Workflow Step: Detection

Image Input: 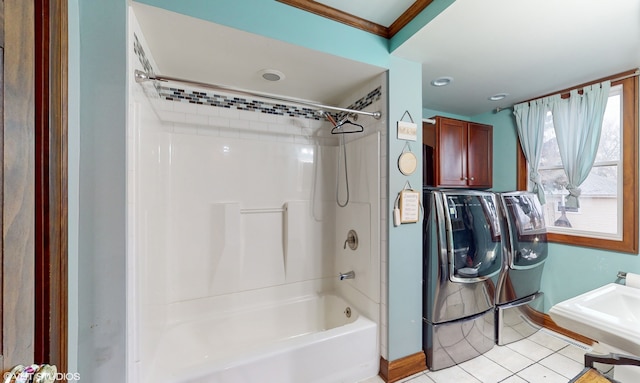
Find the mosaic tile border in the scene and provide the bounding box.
[134,33,381,121]
[134,34,155,78]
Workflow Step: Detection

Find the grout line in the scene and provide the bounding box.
[407,331,591,383]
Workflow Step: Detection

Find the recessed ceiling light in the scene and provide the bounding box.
[489,93,509,101]
[431,76,453,87]
[259,69,285,82]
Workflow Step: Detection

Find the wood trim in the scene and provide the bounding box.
[34,0,51,364]
[276,0,387,37]
[516,136,527,190]
[276,0,433,38]
[379,352,427,383]
[3,0,36,370]
[0,2,4,369]
[0,1,4,45]
[521,69,638,104]
[515,73,639,253]
[570,367,609,383]
[542,313,596,347]
[34,0,68,375]
[387,0,434,37]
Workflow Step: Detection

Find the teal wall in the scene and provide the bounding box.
[389,0,456,52]
[76,0,128,381]
[423,107,469,122]
[387,57,424,360]
[68,0,80,376]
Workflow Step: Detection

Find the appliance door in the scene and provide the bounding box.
[423,190,499,324]
[500,192,548,269]
[442,191,503,283]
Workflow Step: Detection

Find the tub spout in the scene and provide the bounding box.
[339,271,355,280]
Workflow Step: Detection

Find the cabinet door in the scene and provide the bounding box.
[467,123,493,188]
[437,117,468,187]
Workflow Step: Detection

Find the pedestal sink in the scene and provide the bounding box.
[550,283,640,356]
[550,283,640,381]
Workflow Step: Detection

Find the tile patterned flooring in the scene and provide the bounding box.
[361,329,593,383]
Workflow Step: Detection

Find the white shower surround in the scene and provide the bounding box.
[128,8,388,382]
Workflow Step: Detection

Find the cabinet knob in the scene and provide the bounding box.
[470,177,475,181]
[461,177,468,181]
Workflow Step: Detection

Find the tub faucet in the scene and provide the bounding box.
[339,271,355,280]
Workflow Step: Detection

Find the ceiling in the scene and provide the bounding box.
[394,0,640,115]
[133,1,640,117]
[132,2,387,107]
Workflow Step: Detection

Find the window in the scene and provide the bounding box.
[517,72,638,253]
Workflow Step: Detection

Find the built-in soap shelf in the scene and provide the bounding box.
[209,201,332,295]
[240,206,286,214]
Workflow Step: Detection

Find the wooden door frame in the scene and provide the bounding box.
[3,0,36,371]
[34,0,67,374]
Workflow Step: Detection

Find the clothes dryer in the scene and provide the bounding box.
[495,191,548,345]
[423,189,503,370]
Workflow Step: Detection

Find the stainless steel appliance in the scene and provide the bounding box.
[495,191,548,345]
[422,189,503,370]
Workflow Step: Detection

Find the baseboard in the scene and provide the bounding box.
[542,313,595,346]
[379,352,426,383]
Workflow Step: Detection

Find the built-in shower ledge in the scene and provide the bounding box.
[165,278,334,325]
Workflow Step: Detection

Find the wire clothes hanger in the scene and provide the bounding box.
[331,118,364,134]
[324,112,364,134]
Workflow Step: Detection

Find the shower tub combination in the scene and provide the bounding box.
[130,27,383,382]
[144,292,378,383]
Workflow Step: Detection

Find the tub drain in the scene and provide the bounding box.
[344,307,352,318]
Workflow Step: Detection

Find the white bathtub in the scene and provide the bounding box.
[145,294,379,383]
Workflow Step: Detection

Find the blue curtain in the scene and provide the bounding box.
[513,98,549,204]
[549,81,611,208]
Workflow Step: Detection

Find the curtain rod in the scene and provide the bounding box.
[134,70,382,120]
[494,69,640,113]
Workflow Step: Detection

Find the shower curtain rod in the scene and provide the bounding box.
[494,69,640,113]
[134,70,382,120]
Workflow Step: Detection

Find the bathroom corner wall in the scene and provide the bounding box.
[77,1,128,382]
[333,74,387,346]
[128,12,169,380]
[386,57,424,361]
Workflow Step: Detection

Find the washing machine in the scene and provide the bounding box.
[495,191,548,345]
[423,189,503,370]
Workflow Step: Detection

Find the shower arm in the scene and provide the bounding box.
[134,70,382,120]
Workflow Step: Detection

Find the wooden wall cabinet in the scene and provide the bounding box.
[423,116,493,188]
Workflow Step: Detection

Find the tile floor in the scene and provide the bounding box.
[360,329,593,383]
